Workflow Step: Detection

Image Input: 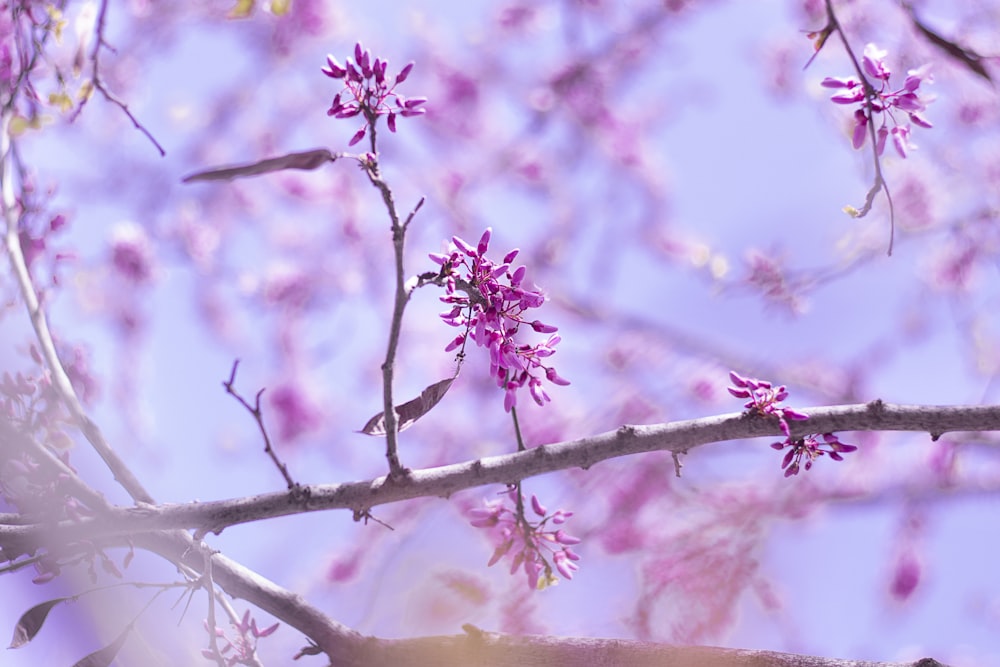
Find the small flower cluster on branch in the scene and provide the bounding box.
[728,371,857,476]
[821,43,933,158]
[770,432,857,477]
[469,487,580,590]
[202,610,278,666]
[431,228,569,411]
[322,42,426,146]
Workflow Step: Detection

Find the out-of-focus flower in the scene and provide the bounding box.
[889,550,921,601]
[202,609,279,667]
[109,222,154,285]
[269,382,322,442]
[469,488,580,590]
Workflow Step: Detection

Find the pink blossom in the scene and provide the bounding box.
[433,228,568,411]
[203,609,280,666]
[109,223,154,285]
[323,43,425,146]
[269,382,322,442]
[470,489,581,590]
[889,551,921,601]
[862,43,891,79]
[851,109,868,149]
[821,44,932,158]
[729,371,856,476]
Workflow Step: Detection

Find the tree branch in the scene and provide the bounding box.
[0,111,155,506]
[6,401,1000,548]
[347,634,951,667]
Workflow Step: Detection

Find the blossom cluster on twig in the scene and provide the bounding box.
[202,610,278,666]
[728,371,857,476]
[322,42,426,146]
[822,43,933,159]
[469,487,581,590]
[430,228,569,411]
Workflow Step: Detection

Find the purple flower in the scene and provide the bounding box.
[470,490,581,590]
[770,432,858,477]
[433,228,568,411]
[729,371,857,475]
[109,223,154,285]
[202,609,279,666]
[821,44,933,159]
[862,43,891,80]
[323,43,426,147]
[891,125,912,159]
[851,109,868,149]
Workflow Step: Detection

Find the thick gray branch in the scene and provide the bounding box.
[3,401,998,551]
[0,405,969,666]
[301,628,952,667]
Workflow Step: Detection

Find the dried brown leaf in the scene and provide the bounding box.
[9,598,70,649]
[70,626,130,667]
[182,148,336,183]
[360,377,456,436]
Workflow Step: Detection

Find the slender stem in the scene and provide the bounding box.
[1,110,154,504]
[202,547,228,667]
[71,0,165,155]
[223,360,298,490]
[360,110,423,479]
[510,404,527,453]
[824,0,896,254]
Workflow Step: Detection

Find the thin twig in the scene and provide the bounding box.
[71,0,165,155]
[223,360,298,490]
[1,109,155,505]
[823,0,896,254]
[201,544,227,667]
[359,116,425,480]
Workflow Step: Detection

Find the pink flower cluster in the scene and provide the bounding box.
[322,42,426,146]
[469,489,580,590]
[821,43,933,158]
[202,610,278,666]
[770,432,858,477]
[728,371,809,436]
[728,371,857,477]
[431,228,569,411]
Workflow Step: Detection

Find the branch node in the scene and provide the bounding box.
[353,508,394,531]
[671,451,684,477]
[289,483,312,506]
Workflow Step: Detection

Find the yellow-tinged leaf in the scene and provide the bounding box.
[843,205,860,218]
[46,5,67,41]
[48,92,74,113]
[78,80,94,102]
[7,115,48,136]
[270,0,292,16]
[8,116,30,136]
[228,0,255,18]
